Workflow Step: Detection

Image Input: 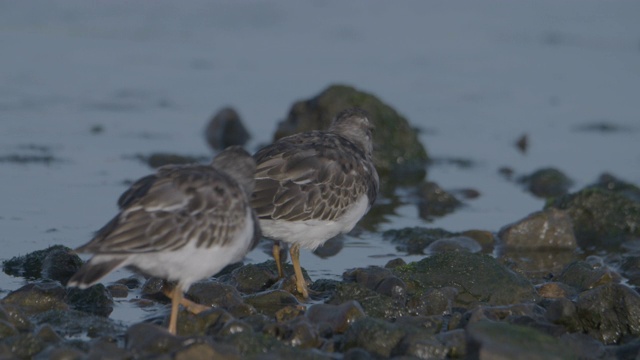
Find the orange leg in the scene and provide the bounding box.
[168,285,182,335]
[289,243,309,299]
[162,285,210,316]
[273,241,284,278]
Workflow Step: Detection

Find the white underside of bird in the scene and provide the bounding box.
[70,207,255,290]
[258,195,369,251]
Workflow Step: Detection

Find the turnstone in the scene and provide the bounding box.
[68,146,260,334]
[252,108,379,298]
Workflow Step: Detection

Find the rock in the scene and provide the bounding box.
[1,282,68,315]
[306,301,366,333]
[466,320,578,360]
[621,255,640,287]
[222,331,285,358]
[218,261,281,294]
[436,329,467,358]
[498,208,577,250]
[0,304,33,332]
[547,187,640,247]
[173,341,241,360]
[205,107,251,150]
[0,320,18,339]
[417,181,462,220]
[394,315,445,335]
[186,280,251,316]
[125,322,184,356]
[31,309,125,339]
[243,290,301,317]
[574,283,640,344]
[465,303,550,332]
[0,333,49,359]
[340,266,410,310]
[273,84,429,183]
[426,236,482,254]
[394,331,448,359]
[2,245,82,282]
[176,307,234,337]
[66,284,114,317]
[556,261,618,292]
[499,249,579,283]
[518,167,573,198]
[327,282,404,319]
[263,317,321,349]
[343,317,406,358]
[106,283,129,298]
[405,287,457,316]
[393,252,539,307]
[382,227,456,255]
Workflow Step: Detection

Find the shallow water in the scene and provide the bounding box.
[1,1,639,324]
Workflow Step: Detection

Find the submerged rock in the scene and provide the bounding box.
[273,84,429,183]
[498,208,577,250]
[417,181,463,220]
[2,245,82,283]
[205,107,251,150]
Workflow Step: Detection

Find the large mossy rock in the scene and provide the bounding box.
[274,84,429,183]
[393,252,538,307]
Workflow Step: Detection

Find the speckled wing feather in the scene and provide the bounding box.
[77,164,251,254]
[252,131,378,222]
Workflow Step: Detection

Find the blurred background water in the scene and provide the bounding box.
[1,1,639,322]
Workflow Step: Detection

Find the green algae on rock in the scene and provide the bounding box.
[393,252,539,307]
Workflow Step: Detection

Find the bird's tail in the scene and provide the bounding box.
[67,257,126,289]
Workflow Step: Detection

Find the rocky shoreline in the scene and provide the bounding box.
[2,86,639,359]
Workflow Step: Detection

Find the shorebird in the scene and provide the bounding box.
[68,146,260,334]
[252,108,379,298]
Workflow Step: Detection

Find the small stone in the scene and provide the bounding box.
[106,284,129,298]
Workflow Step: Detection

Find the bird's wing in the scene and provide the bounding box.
[77,165,250,254]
